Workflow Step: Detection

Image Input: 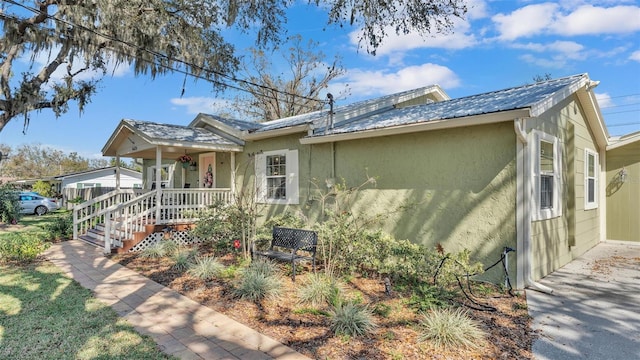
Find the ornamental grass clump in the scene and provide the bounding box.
[171,247,197,271]
[298,273,344,308]
[139,239,177,258]
[330,301,377,337]
[419,307,486,350]
[187,256,225,280]
[233,259,282,302]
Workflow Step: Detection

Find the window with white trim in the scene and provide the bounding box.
[584,149,598,210]
[532,131,563,220]
[255,149,299,204]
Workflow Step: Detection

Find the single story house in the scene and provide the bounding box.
[101,73,635,290]
[54,167,142,190]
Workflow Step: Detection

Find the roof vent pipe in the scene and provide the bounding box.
[325,93,335,134]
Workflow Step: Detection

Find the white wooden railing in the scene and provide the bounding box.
[72,189,145,240]
[73,188,233,253]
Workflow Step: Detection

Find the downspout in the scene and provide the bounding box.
[514,118,554,294]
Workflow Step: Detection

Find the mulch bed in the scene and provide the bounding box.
[111,246,534,359]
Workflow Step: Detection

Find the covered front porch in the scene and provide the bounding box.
[73,118,246,253]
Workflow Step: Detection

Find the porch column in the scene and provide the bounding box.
[155,146,162,221]
[230,152,236,195]
[115,154,121,190]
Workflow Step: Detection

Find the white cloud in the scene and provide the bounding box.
[630,50,640,62]
[170,97,233,115]
[493,3,559,41]
[551,5,640,35]
[333,63,460,97]
[348,8,479,60]
[513,40,586,59]
[595,92,614,109]
[493,3,640,41]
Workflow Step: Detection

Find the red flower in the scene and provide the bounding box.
[233,239,241,249]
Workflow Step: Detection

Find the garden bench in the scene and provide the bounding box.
[251,226,318,281]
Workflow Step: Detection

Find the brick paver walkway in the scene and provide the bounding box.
[44,240,310,360]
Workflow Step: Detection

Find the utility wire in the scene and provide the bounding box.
[1,0,326,108]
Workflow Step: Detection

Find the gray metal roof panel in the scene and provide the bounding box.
[125,119,238,145]
[254,85,444,133]
[321,74,586,135]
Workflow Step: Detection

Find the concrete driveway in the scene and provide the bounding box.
[527,242,640,360]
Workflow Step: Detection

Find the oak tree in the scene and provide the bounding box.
[0,0,467,131]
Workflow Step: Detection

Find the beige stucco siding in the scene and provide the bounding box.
[606,141,640,242]
[240,122,518,282]
[528,96,600,279]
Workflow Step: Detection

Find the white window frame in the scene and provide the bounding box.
[255,149,299,205]
[531,130,563,221]
[584,148,598,210]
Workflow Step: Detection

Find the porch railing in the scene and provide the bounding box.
[73,188,233,253]
[72,188,145,241]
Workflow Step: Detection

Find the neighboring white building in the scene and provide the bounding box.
[55,167,142,190]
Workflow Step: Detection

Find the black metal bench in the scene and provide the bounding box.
[251,226,318,281]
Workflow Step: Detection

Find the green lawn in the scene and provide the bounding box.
[0,261,174,360]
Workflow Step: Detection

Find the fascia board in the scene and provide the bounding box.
[607,132,640,151]
[300,109,531,145]
[576,87,610,150]
[190,113,247,140]
[244,124,310,140]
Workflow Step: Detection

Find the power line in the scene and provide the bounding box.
[1,0,326,109]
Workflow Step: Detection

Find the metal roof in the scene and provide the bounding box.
[317,74,587,136]
[125,119,239,146]
[211,85,448,134]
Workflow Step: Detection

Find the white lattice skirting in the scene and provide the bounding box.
[130,231,204,252]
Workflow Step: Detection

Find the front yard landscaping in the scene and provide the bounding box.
[111,240,534,359]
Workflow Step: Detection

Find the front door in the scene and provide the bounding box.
[199,153,216,188]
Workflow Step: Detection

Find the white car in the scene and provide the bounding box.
[18,193,61,215]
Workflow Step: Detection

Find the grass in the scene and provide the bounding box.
[419,307,486,350]
[0,210,69,236]
[0,261,174,360]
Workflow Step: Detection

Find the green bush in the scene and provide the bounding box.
[0,186,21,224]
[0,232,50,263]
[32,181,53,198]
[187,256,225,280]
[419,307,486,350]
[190,201,244,255]
[330,301,377,337]
[43,212,73,240]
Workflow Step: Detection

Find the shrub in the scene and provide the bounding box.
[0,186,20,224]
[190,201,244,255]
[43,212,73,240]
[0,232,50,263]
[330,301,377,337]
[418,307,486,350]
[233,260,282,302]
[187,256,225,280]
[407,284,454,312]
[298,273,344,308]
[32,181,53,198]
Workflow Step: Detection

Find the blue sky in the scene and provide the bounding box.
[1,0,639,160]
